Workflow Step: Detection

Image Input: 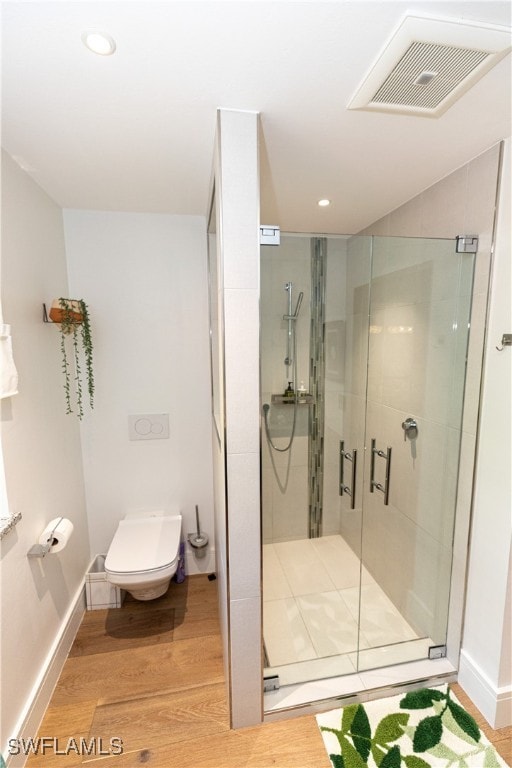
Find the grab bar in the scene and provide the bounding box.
[370,438,392,506]
[339,441,357,510]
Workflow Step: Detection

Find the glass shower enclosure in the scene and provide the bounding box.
[261,233,475,691]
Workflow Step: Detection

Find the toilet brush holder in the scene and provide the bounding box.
[188,504,208,559]
[188,531,209,558]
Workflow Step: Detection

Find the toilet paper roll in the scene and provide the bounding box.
[39,517,74,553]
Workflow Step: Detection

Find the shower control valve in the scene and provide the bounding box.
[402,417,418,441]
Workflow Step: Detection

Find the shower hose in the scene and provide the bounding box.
[262,328,299,453]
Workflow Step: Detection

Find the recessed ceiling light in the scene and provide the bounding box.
[81,31,117,56]
[318,199,331,207]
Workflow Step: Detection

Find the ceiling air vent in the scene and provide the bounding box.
[348,15,511,118]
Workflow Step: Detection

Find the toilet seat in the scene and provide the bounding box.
[105,560,178,579]
[105,515,181,576]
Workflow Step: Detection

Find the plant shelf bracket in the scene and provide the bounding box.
[43,302,82,325]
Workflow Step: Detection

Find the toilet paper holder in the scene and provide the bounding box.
[27,517,64,558]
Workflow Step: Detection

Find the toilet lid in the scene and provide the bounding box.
[105,515,182,574]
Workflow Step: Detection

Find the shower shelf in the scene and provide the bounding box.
[271,394,314,405]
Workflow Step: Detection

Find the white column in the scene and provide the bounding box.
[215,108,262,727]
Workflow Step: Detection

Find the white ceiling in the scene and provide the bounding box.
[1,1,511,234]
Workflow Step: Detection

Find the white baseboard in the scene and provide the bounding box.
[4,584,86,768]
[458,649,512,729]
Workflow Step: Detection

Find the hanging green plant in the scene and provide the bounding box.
[50,298,94,419]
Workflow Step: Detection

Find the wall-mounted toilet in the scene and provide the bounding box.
[105,511,182,601]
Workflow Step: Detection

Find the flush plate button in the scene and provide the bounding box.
[128,414,169,441]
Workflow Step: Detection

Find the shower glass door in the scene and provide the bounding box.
[261,233,475,688]
[352,235,475,672]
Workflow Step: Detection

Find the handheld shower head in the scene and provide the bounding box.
[283,290,304,321]
[262,403,270,415]
[294,291,304,318]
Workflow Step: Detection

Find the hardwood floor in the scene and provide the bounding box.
[450,683,511,766]
[26,576,509,767]
[27,576,330,768]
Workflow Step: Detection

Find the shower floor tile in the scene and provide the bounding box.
[341,583,419,647]
[263,545,293,600]
[296,591,362,657]
[310,535,376,590]
[263,535,424,678]
[271,539,338,596]
[263,598,317,666]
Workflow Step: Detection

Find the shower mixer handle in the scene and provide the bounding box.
[402,417,418,440]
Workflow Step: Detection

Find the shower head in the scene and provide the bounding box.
[262,403,270,415]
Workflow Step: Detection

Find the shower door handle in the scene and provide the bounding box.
[370,439,392,506]
[339,441,357,510]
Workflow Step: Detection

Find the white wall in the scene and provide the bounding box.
[459,137,512,728]
[0,151,90,757]
[1,167,218,760]
[63,210,214,574]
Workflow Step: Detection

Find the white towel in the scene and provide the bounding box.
[0,323,19,398]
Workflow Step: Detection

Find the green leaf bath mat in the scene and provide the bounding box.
[316,685,509,768]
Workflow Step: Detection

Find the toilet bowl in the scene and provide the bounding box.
[105,511,182,601]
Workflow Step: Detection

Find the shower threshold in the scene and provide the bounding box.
[263,656,456,718]
[264,635,434,689]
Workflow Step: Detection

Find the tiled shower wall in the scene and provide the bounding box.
[262,235,351,544]
[308,238,327,537]
[321,237,352,537]
[261,236,312,543]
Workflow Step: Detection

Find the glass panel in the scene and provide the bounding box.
[261,234,317,687]
[261,232,475,693]
[261,234,373,688]
[356,236,475,671]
